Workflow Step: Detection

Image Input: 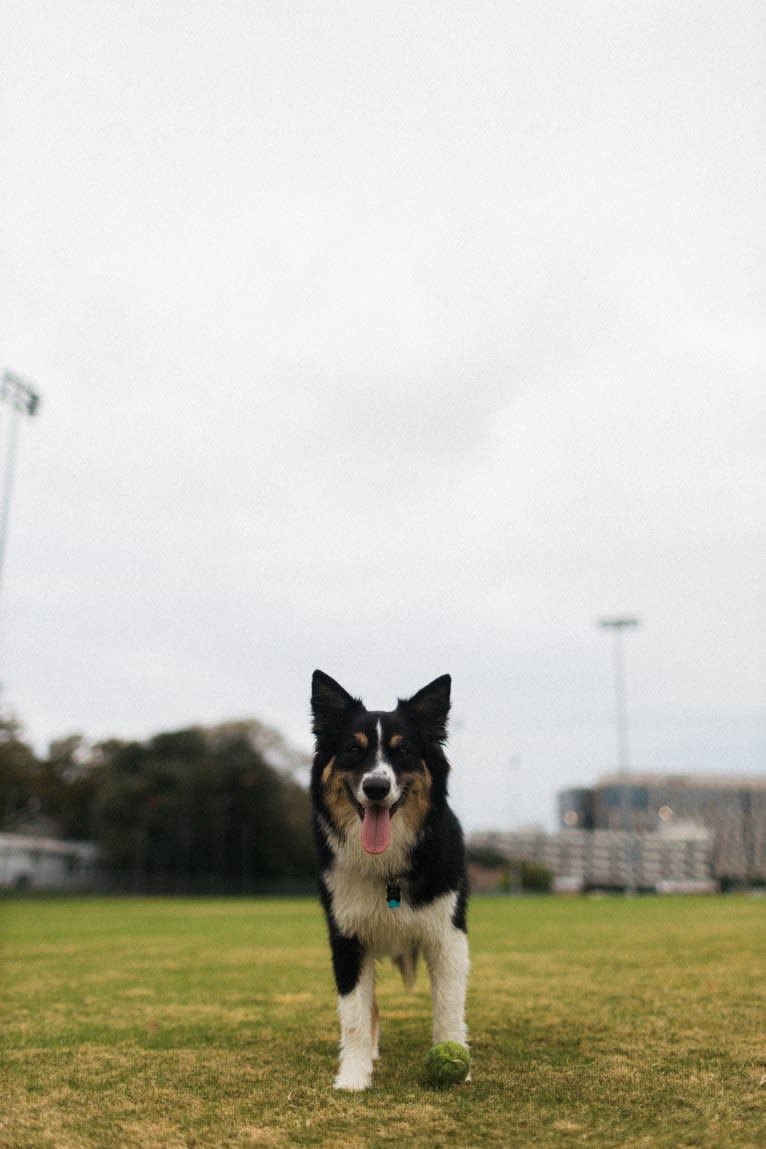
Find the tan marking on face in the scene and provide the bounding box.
[389,734,403,749]
[321,757,359,834]
[321,757,336,786]
[354,732,369,749]
[398,763,433,836]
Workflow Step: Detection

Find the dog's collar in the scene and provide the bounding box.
[386,881,402,909]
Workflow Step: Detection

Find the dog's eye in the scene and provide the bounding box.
[344,742,363,755]
[395,742,412,756]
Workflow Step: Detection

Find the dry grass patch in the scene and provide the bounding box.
[1,896,765,1148]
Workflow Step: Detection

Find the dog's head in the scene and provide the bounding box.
[310,670,451,856]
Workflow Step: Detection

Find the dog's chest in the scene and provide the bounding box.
[325,862,457,955]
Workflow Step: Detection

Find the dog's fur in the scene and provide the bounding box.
[310,669,469,1091]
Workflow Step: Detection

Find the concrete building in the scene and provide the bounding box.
[560,773,766,883]
[470,773,766,892]
[473,821,716,893]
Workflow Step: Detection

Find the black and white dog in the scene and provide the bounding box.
[310,670,469,1090]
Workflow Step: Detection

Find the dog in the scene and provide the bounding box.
[310,669,469,1091]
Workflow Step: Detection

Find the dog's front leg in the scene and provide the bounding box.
[331,935,377,1091]
[425,926,470,1048]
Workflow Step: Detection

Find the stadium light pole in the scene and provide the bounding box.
[598,615,640,896]
[598,616,640,774]
[0,370,42,617]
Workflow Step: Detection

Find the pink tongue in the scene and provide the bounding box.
[361,806,392,855]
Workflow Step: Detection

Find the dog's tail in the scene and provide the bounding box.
[392,946,419,991]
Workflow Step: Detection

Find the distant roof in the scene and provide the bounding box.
[595,772,766,790]
[0,833,96,857]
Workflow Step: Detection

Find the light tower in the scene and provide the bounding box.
[598,615,640,895]
[597,616,640,774]
[0,370,42,613]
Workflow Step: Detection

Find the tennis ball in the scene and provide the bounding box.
[424,1041,471,1086]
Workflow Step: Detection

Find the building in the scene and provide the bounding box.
[472,822,716,893]
[558,787,594,829]
[470,772,766,893]
[560,773,766,884]
[0,833,98,890]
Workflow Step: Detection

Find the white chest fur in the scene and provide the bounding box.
[325,859,459,957]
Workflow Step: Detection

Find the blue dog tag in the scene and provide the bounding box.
[386,882,401,909]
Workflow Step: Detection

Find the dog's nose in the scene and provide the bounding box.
[362,776,391,802]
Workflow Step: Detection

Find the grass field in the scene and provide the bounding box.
[1,895,764,1149]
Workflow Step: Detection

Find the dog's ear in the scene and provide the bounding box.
[311,670,357,740]
[401,674,451,745]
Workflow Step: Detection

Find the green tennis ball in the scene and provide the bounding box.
[424,1041,471,1086]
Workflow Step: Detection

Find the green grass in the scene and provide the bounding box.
[1,895,764,1148]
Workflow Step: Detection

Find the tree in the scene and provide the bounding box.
[0,709,315,888]
[93,722,314,889]
[0,715,40,825]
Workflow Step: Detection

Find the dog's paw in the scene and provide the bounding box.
[334,1059,373,1091]
[333,1072,372,1091]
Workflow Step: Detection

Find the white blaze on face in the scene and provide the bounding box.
[354,720,402,856]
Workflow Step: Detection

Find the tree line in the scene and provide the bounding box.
[0,714,315,892]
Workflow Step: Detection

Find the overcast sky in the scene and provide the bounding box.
[1,1,764,832]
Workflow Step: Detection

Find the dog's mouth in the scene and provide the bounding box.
[346,784,406,856]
